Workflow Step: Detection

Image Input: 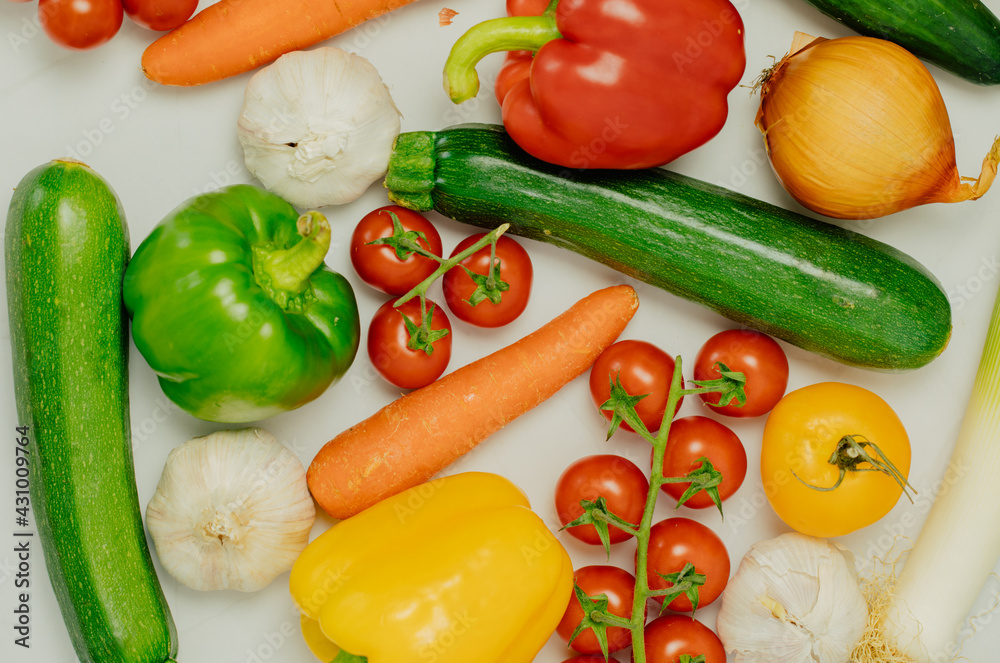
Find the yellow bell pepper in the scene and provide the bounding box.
[290,471,574,663]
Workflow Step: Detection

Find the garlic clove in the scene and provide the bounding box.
[146,427,316,593]
[717,532,868,663]
[237,47,402,209]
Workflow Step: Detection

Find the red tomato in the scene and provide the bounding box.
[589,340,682,434]
[122,0,197,31]
[556,565,637,655]
[350,206,443,296]
[39,0,122,50]
[442,234,533,328]
[643,615,727,663]
[657,416,747,509]
[561,658,617,663]
[641,518,730,613]
[693,329,789,418]
[367,298,452,389]
[555,455,649,546]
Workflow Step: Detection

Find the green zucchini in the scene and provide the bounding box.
[5,160,177,663]
[798,0,1000,85]
[385,124,951,371]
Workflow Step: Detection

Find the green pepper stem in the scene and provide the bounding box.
[331,650,367,663]
[443,15,562,103]
[256,211,331,297]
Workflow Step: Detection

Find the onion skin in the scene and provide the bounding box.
[756,33,1000,220]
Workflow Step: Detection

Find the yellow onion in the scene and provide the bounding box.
[755,32,1000,220]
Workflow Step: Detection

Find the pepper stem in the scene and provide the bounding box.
[331,650,367,663]
[254,211,330,309]
[443,15,562,103]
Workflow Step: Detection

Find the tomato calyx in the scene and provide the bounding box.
[659,457,725,517]
[401,300,451,355]
[459,255,509,306]
[366,210,438,262]
[599,375,652,438]
[649,562,706,617]
[688,361,747,409]
[562,496,640,558]
[679,656,707,663]
[566,584,634,660]
[794,434,917,503]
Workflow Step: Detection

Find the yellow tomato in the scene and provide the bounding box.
[760,382,912,538]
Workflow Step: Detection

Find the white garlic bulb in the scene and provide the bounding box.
[146,428,316,592]
[237,47,402,208]
[717,532,868,663]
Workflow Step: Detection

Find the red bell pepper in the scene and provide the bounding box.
[444,0,747,170]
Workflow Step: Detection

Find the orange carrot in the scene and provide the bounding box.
[307,285,639,519]
[141,0,421,86]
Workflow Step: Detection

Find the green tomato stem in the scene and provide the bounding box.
[590,610,634,630]
[628,357,730,663]
[394,224,509,308]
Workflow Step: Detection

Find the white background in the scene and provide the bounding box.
[2,0,1000,661]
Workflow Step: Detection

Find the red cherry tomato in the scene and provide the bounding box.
[641,518,730,613]
[657,416,747,509]
[555,455,649,546]
[442,234,533,328]
[122,0,198,31]
[693,329,789,417]
[556,565,637,655]
[367,298,452,389]
[350,206,443,296]
[39,0,122,50]
[561,658,617,663]
[589,340,682,434]
[643,615,727,663]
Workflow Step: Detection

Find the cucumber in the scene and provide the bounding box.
[385,124,951,371]
[5,160,178,663]
[798,0,1000,85]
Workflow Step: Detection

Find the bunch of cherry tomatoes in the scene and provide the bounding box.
[17,0,198,50]
[553,330,790,663]
[350,205,533,389]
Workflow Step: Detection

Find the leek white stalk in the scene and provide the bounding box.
[864,283,1000,662]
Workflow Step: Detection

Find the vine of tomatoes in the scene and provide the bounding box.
[33,0,198,50]
[555,330,790,662]
[351,206,533,390]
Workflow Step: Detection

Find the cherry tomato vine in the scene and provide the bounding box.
[567,357,746,663]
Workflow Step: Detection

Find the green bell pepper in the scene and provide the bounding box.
[123,185,360,423]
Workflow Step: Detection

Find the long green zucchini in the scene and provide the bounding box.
[5,160,178,662]
[798,0,1000,85]
[385,124,951,371]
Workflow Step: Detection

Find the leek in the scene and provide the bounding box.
[865,283,1000,662]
